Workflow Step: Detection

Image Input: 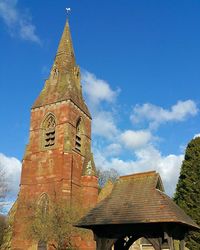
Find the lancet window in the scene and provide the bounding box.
[43,114,56,148]
[38,193,49,217]
[75,118,82,152]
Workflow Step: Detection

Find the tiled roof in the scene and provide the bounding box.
[77,171,199,229]
[98,180,114,203]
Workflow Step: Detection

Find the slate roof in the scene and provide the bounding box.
[77,171,199,229]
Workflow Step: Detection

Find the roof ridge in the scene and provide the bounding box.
[120,171,157,180]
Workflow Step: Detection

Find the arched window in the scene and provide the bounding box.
[38,193,49,217]
[43,114,56,148]
[75,118,82,152]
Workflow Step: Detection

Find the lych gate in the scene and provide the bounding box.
[77,171,199,250]
[92,223,188,250]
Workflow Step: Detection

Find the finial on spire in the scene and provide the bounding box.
[66,7,71,17]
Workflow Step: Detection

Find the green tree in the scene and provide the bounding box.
[26,198,90,250]
[174,136,200,249]
[0,169,7,248]
[0,169,7,212]
[0,215,6,247]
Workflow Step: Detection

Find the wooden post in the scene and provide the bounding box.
[164,232,174,250]
[179,239,185,250]
[94,234,115,250]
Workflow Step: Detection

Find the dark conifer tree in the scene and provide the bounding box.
[174,136,200,249]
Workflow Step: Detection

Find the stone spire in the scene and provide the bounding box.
[55,19,76,73]
[32,19,90,117]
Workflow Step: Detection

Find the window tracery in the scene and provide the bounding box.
[38,193,49,217]
[75,118,82,152]
[43,114,56,148]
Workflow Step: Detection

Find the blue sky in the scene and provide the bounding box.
[1,0,200,207]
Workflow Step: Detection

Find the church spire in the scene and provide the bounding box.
[32,19,91,117]
[55,19,76,73]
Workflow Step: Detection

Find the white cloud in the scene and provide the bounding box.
[193,133,200,139]
[0,153,21,200]
[0,0,41,44]
[92,111,119,139]
[82,70,120,140]
[94,145,183,196]
[120,130,153,149]
[82,70,119,106]
[131,100,198,129]
[104,143,122,157]
[81,71,187,196]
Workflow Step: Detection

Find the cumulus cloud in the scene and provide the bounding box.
[0,0,41,43]
[193,133,200,139]
[81,71,191,196]
[82,70,119,106]
[92,111,119,139]
[81,71,120,139]
[0,153,21,200]
[131,100,198,129]
[120,130,153,149]
[104,143,122,157]
[94,145,183,196]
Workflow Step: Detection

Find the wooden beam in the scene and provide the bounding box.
[146,238,162,250]
[114,235,139,250]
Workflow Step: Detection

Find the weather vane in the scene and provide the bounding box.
[66,7,71,16]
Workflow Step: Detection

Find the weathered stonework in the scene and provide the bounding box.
[10,20,98,250]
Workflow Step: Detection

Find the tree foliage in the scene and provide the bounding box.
[0,201,18,250]
[0,215,6,247]
[0,169,7,248]
[26,198,90,250]
[174,137,200,249]
[0,169,7,212]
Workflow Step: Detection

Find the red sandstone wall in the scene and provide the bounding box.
[11,101,98,250]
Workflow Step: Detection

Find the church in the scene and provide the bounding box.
[3,18,199,250]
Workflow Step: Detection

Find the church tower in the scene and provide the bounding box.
[11,20,98,250]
